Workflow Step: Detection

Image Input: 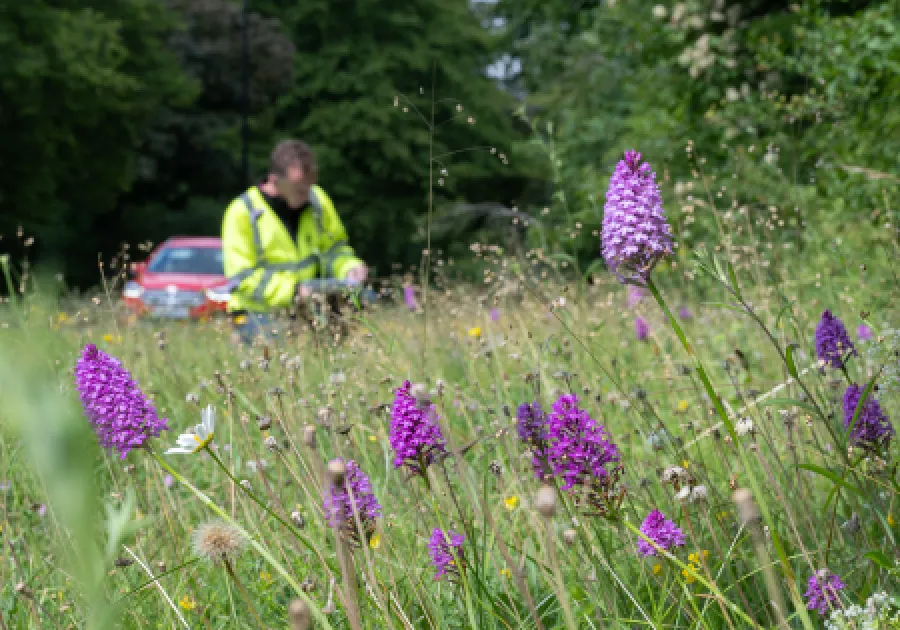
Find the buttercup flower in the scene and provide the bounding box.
[804,568,845,616]
[74,343,168,459]
[637,509,686,556]
[323,459,381,546]
[601,150,674,280]
[389,381,446,475]
[815,310,857,368]
[842,384,894,449]
[428,528,465,580]
[166,405,216,455]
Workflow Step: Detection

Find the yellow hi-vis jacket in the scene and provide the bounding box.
[221,184,362,313]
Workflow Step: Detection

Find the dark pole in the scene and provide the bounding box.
[241,0,250,187]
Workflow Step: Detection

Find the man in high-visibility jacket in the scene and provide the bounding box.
[222,139,368,343]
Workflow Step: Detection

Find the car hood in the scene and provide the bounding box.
[137,272,227,291]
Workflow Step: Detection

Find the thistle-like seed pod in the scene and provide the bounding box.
[535,485,557,519]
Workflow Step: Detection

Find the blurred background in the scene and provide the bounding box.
[1,0,897,290]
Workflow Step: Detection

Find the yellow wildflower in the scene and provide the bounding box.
[468,327,482,338]
[688,552,699,564]
[682,566,697,584]
[179,595,196,611]
[259,571,272,585]
[652,564,662,576]
[504,495,519,511]
[500,568,511,578]
[888,513,895,527]
[677,400,688,413]
[369,533,381,550]
[57,312,68,323]
[368,435,377,442]
[235,315,247,325]
[682,460,690,470]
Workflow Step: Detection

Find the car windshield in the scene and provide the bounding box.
[147,246,224,275]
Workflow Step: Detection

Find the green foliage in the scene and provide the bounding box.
[490,0,899,271]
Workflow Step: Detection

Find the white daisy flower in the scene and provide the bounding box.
[165,405,215,455]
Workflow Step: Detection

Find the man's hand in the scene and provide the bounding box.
[345,264,368,286]
[296,283,313,300]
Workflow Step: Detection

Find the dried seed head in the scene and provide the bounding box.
[257,415,272,431]
[156,561,166,573]
[535,485,557,518]
[114,557,133,568]
[291,510,306,528]
[302,425,317,449]
[240,479,251,491]
[690,485,708,502]
[732,488,759,526]
[192,521,245,564]
[14,582,33,598]
[264,436,279,451]
[326,459,347,486]
[288,598,311,630]
[562,528,576,545]
[661,466,689,484]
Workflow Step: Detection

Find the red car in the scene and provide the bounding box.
[123,237,231,319]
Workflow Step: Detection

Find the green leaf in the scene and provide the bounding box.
[796,463,865,499]
[785,343,800,380]
[726,260,742,300]
[863,550,895,572]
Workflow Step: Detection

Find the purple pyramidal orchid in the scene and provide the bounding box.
[428,528,465,580]
[814,310,857,368]
[74,343,169,459]
[601,150,673,280]
[539,394,624,516]
[323,459,381,546]
[637,509,685,557]
[804,569,845,616]
[389,381,446,475]
[842,384,894,449]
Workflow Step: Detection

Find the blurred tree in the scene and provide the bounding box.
[249,0,532,274]
[0,2,195,286]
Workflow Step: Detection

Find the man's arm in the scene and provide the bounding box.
[313,186,366,281]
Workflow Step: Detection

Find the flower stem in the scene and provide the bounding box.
[224,559,265,629]
[149,451,335,630]
[206,448,338,573]
[645,276,816,630]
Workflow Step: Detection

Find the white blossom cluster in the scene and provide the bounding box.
[824,591,900,630]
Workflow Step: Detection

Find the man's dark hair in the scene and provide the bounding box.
[270,139,317,177]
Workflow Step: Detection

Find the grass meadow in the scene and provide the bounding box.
[0,188,898,629]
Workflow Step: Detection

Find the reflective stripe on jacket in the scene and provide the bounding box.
[221,185,362,313]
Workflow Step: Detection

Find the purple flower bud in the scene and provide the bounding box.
[678,306,693,320]
[428,528,465,580]
[323,459,381,545]
[74,344,168,459]
[842,384,894,449]
[635,317,649,341]
[856,324,873,341]
[815,310,856,368]
[627,285,646,308]
[404,286,417,311]
[637,509,685,556]
[490,307,500,322]
[602,151,674,281]
[804,568,845,616]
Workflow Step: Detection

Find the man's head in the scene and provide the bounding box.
[268,139,318,208]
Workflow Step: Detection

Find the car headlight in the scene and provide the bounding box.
[124,281,144,299]
[205,287,231,303]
